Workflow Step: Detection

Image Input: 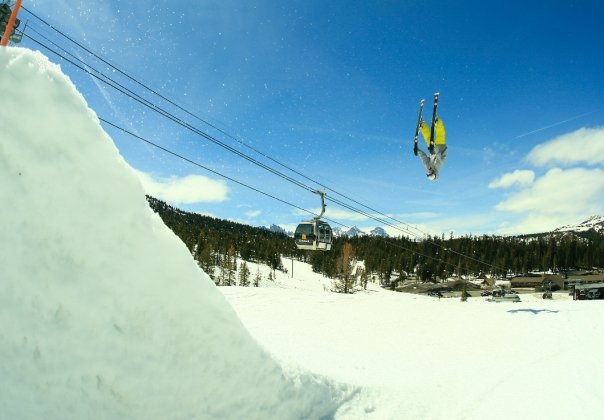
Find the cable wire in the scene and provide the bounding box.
[99,117,469,271]
[17,9,506,273]
[20,5,427,239]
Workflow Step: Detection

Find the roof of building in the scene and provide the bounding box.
[574,282,604,290]
[511,273,604,286]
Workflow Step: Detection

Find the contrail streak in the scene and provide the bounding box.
[515,107,604,139]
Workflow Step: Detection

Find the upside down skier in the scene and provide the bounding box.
[413,93,447,181]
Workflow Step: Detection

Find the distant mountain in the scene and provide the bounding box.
[344,226,363,237]
[369,227,388,237]
[553,215,604,235]
[331,226,344,237]
[268,224,288,236]
[331,226,389,238]
[517,215,604,243]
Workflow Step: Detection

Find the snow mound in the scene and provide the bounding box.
[0,47,349,419]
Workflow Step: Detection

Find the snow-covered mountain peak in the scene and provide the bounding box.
[331,226,389,238]
[554,215,604,234]
[370,227,388,237]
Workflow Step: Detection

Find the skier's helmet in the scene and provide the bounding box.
[427,172,437,181]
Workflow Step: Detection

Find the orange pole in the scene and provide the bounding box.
[1,0,23,47]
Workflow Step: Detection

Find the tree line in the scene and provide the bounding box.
[311,232,603,284]
[147,196,603,287]
[147,196,294,282]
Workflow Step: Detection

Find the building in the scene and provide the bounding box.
[510,274,564,290]
[510,273,604,291]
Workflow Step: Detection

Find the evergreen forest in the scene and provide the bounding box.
[147,196,604,286]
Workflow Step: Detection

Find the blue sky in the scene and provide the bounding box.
[18,0,604,236]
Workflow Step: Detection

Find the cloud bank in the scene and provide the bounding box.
[135,171,228,204]
[526,127,604,167]
[489,170,535,189]
[490,127,604,234]
[496,167,603,214]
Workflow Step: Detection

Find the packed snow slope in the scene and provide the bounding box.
[222,262,604,420]
[0,47,350,419]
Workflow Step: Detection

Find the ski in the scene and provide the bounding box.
[413,99,425,155]
[428,92,439,154]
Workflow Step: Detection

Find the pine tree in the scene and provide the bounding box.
[253,267,261,287]
[334,242,355,293]
[239,262,251,287]
[217,252,227,286]
[198,242,215,280]
[359,267,368,290]
[218,247,237,286]
[225,246,236,286]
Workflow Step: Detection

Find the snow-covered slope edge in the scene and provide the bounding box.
[0,47,349,419]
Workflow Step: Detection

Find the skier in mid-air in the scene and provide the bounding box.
[413,93,447,181]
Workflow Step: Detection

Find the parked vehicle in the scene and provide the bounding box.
[481,290,492,296]
[587,289,601,299]
[490,294,521,303]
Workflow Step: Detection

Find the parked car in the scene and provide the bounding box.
[481,290,492,296]
[491,294,521,303]
[507,289,518,294]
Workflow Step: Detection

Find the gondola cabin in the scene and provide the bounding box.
[294,220,332,251]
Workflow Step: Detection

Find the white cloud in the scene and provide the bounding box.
[496,214,580,236]
[486,127,604,235]
[135,170,228,204]
[488,170,535,189]
[245,210,262,218]
[526,126,604,167]
[494,167,604,234]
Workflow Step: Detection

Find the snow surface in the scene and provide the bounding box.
[3,46,604,420]
[222,260,604,419]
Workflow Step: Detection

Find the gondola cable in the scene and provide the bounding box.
[20,5,427,240]
[18,13,505,272]
[21,30,416,240]
[97,118,469,270]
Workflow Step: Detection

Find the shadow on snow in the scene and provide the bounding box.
[507,309,560,315]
